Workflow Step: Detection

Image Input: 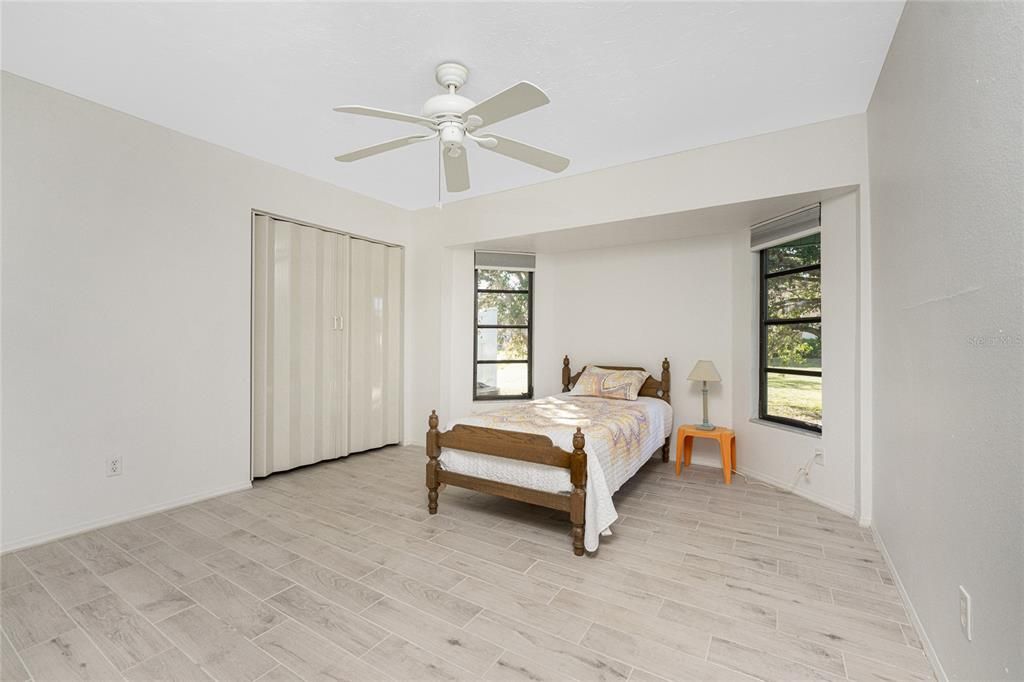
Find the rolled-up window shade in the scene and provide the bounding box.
[475,251,536,271]
[750,204,821,251]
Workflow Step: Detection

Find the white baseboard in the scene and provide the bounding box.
[735,465,856,518]
[871,527,947,682]
[1,480,253,553]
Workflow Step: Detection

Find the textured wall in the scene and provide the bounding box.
[867,2,1024,679]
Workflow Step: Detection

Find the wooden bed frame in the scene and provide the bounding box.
[426,356,671,556]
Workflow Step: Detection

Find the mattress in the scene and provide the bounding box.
[439,394,673,551]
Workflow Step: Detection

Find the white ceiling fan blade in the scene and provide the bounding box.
[334,134,434,162]
[443,148,470,192]
[333,105,436,129]
[463,82,550,128]
[477,134,570,173]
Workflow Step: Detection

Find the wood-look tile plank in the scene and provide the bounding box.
[14,542,74,568]
[777,608,933,676]
[257,665,305,682]
[832,588,910,624]
[525,560,662,615]
[0,581,77,650]
[361,543,467,591]
[657,598,846,677]
[69,594,169,670]
[451,578,590,642]
[253,619,382,682]
[550,588,708,658]
[101,521,160,552]
[468,609,631,682]
[363,597,501,675]
[445,553,558,604]
[202,549,293,599]
[123,647,214,682]
[18,627,123,681]
[131,541,212,586]
[430,531,537,572]
[484,650,566,682]
[179,574,285,638]
[131,514,176,532]
[156,606,276,681]
[0,554,34,591]
[167,507,238,539]
[220,530,299,569]
[267,585,387,656]
[276,558,383,613]
[283,537,378,581]
[361,634,476,681]
[707,636,842,681]
[63,532,137,576]
[580,622,745,681]
[29,553,113,608]
[0,631,30,682]
[361,566,481,627]
[148,522,224,559]
[102,564,194,622]
[357,525,451,563]
[843,651,935,681]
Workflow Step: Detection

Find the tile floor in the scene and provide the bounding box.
[1,445,936,681]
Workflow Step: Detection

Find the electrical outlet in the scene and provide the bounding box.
[814,448,825,466]
[106,456,123,477]
[959,585,972,641]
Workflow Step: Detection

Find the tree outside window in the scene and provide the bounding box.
[760,233,822,431]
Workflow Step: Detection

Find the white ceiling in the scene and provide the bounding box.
[2,2,903,210]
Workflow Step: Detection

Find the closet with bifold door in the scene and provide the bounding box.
[251,214,402,478]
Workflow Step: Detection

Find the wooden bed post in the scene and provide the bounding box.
[570,427,587,556]
[426,410,440,514]
[661,358,672,462]
[562,355,572,392]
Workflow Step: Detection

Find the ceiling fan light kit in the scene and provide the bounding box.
[333,62,569,193]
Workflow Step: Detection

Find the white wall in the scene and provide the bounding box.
[417,114,873,518]
[438,236,734,468]
[434,191,864,504]
[1,73,412,550]
[866,2,1024,679]
[731,191,861,515]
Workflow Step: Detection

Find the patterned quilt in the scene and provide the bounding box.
[440,394,673,551]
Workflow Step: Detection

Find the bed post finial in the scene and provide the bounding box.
[426,410,440,514]
[570,427,587,557]
[562,355,572,392]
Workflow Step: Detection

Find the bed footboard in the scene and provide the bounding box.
[426,410,588,556]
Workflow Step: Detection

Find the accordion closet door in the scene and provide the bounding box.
[348,238,402,453]
[251,215,350,477]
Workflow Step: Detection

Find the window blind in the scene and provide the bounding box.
[750,204,821,251]
[475,251,536,272]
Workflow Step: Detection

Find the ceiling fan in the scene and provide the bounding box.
[333,62,569,193]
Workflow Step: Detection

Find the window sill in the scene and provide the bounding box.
[749,418,822,439]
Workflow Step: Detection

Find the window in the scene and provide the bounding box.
[759,232,822,432]
[474,268,532,400]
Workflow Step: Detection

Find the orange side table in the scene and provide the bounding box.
[675,425,736,484]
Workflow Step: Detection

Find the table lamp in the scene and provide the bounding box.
[687,360,721,431]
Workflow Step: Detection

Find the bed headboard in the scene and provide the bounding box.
[561,356,671,404]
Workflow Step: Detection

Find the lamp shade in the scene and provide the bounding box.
[687,360,721,383]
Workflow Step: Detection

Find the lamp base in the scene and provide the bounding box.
[695,423,716,431]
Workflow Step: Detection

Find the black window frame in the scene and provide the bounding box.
[473,269,533,401]
[758,237,822,434]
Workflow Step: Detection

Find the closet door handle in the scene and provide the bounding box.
[338,316,344,331]
[331,315,339,330]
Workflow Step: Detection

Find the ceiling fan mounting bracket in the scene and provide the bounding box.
[435,62,469,91]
